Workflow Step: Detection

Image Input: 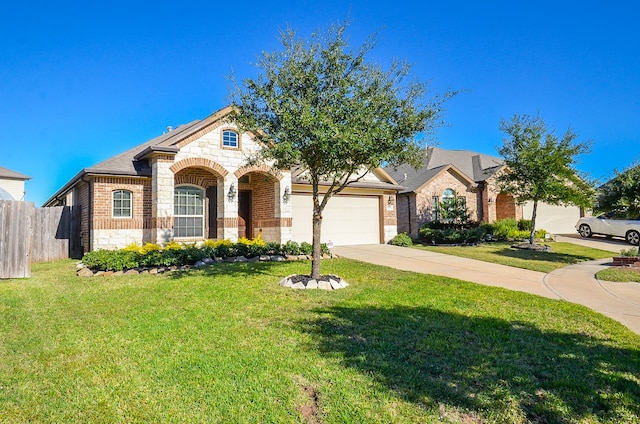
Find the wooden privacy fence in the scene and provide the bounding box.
[0,200,81,279]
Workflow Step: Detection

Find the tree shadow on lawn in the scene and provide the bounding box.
[493,247,597,265]
[165,260,309,280]
[301,305,640,422]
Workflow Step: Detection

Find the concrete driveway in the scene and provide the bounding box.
[332,242,640,335]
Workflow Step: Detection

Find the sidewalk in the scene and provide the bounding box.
[332,243,640,335]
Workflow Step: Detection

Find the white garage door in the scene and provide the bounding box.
[522,202,581,234]
[292,194,380,245]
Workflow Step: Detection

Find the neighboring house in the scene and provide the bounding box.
[43,106,400,253]
[385,147,581,238]
[0,166,31,200]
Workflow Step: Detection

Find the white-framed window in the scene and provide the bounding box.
[442,188,455,202]
[112,189,132,218]
[174,185,204,238]
[222,130,239,148]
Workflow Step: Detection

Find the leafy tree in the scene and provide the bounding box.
[596,162,640,218]
[439,191,469,227]
[497,114,594,244]
[230,21,455,278]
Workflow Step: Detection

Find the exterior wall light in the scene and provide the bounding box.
[283,187,291,204]
[227,183,236,203]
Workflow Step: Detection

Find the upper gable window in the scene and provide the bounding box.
[222,130,239,148]
[113,190,132,218]
[442,188,455,201]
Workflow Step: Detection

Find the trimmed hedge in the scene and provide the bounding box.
[418,218,547,244]
[81,237,330,272]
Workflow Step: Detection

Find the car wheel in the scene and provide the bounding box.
[626,230,640,246]
[578,224,592,238]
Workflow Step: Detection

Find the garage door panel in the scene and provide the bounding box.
[292,194,380,245]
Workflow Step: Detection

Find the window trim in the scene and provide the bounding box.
[112,189,132,218]
[221,129,240,150]
[174,185,205,238]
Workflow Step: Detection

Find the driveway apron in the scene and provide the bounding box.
[332,244,640,335]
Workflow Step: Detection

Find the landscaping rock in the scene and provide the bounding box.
[306,279,318,289]
[236,256,248,262]
[202,257,215,265]
[194,260,206,268]
[318,280,332,290]
[77,267,94,277]
[124,269,139,275]
[285,255,299,261]
[292,281,306,289]
[113,271,124,276]
[259,255,272,262]
[270,255,286,262]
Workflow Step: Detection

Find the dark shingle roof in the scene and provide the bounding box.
[0,166,31,180]
[385,147,504,193]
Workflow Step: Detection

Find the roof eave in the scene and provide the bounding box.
[133,146,179,161]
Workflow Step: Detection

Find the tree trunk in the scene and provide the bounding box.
[529,200,538,244]
[311,207,323,279]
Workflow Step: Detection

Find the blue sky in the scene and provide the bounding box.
[2,1,639,205]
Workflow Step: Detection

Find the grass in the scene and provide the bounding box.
[413,241,614,273]
[597,267,640,283]
[1,259,639,423]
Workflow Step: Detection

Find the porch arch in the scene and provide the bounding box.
[235,163,283,181]
[170,158,229,177]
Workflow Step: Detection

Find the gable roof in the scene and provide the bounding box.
[0,166,31,181]
[43,107,237,206]
[385,147,504,194]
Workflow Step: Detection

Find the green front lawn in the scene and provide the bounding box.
[414,241,613,273]
[597,267,640,283]
[1,259,639,423]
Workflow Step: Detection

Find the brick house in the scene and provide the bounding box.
[43,106,401,252]
[385,147,581,238]
[0,166,30,201]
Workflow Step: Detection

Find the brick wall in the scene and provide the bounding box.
[90,177,151,249]
[415,170,479,225]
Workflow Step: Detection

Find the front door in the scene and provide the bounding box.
[238,190,252,239]
[206,186,217,239]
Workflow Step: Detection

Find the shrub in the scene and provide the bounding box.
[300,242,313,255]
[619,247,639,257]
[418,226,487,244]
[518,219,532,231]
[390,233,413,246]
[263,242,281,256]
[282,240,301,255]
[82,249,140,271]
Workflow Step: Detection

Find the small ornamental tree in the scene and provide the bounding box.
[497,114,595,244]
[439,191,469,227]
[596,162,640,219]
[230,21,455,278]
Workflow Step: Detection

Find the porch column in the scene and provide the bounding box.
[151,155,175,244]
[218,176,239,242]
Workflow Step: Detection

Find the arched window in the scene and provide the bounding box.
[442,188,455,202]
[112,190,132,218]
[222,130,239,148]
[174,186,204,237]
